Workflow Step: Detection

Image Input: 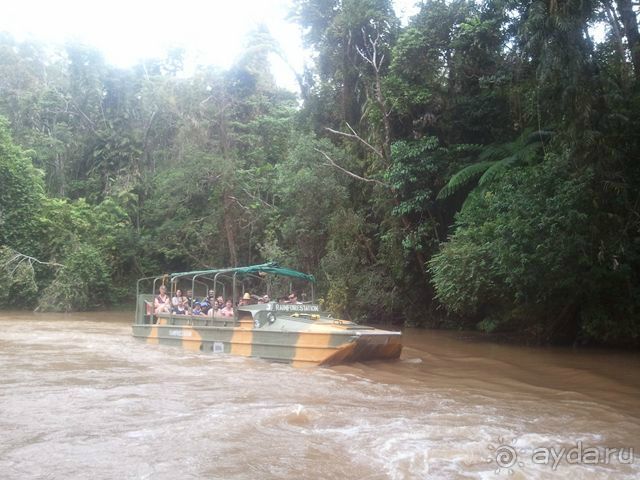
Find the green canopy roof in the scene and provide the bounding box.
[169,262,315,283]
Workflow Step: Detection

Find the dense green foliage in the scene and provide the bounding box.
[0,118,44,256]
[1,1,639,346]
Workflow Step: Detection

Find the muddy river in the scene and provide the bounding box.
[0,311,638,479]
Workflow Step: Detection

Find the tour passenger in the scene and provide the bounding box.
[200,298,212,315]
[171,289,187,315]
[216,296,224,306]
[239,292,252,306]
[154,285,171,314]
[219,299,234,317]
[201,290,214,314]
[192,302,205,316]
[185,289,194,313]
[288,292,300,304]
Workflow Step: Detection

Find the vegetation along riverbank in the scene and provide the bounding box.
[1,1,639,347]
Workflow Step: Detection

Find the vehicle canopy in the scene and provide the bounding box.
[170,262,315,284]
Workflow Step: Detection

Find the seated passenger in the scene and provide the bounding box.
[185,290,194,310]
[200,298,212,315]
[207,296,219,312]
[192,302,205,316]
[171,289,187,315]
[238,292,255,306]
[154,285,171,314]
[219,299,234,317]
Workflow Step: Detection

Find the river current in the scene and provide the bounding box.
[0,311,638,479]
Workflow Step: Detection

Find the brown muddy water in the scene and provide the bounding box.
[0,311,638,480]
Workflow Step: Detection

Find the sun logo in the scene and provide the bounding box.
[486,437,525,475]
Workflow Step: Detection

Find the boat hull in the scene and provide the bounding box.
[131,322,402,367]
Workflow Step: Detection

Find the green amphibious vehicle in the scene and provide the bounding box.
[132,263,402,366]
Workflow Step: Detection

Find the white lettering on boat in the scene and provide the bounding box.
[274,304,320,312]
[169,329,192,337]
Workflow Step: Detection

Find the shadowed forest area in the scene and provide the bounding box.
[1,0,639,346]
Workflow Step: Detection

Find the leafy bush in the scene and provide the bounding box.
[429,156,640,344]
[0,117,45,256]
[38,244,112,312]
[0,247,39,307]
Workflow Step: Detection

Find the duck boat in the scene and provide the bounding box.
[132,263,402,366]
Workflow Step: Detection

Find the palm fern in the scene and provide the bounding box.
[437,129,552,200]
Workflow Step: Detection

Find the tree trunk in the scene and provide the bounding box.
[342,31,361,127]
[373,61,392,165]
[604,1,628,65]
[616,0,640,78]
[223,190,238,267]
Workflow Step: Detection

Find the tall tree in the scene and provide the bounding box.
[615,0,640,77]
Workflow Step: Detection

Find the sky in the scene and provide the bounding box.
[1,0,420,92]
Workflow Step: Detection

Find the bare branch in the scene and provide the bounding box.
[314,148,389,188]
[241,187,275,209]
[63,95,106,139]
[228,195,250,211]
[200,95,214,105]
[357,29,384,70]
[1,250,64,269]
[353,27,392,164]
[325,123,384,159]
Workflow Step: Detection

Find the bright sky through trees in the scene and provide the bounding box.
[1,0,419,91]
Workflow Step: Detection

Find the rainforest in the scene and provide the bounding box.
[1,0,639,346]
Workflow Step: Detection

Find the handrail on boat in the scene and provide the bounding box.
[137,263,316,324]
[135,275,164,324]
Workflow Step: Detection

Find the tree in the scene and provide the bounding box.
[294,0,399,128]
[0,116,45,256]
[615,0,640,77]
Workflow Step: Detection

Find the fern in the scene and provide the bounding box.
[437,161,495,199]
[437,129,551,201]
[478,157,513,186]
[525,130,553,145]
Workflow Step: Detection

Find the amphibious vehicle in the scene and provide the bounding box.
[132,263,402,366]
